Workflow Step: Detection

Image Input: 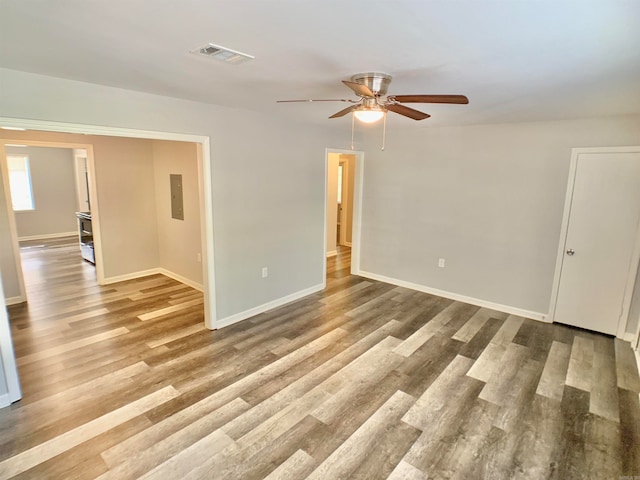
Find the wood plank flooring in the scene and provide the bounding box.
[1,238,639,478]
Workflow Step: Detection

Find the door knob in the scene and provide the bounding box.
[566,249,575,256]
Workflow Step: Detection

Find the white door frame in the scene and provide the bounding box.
[0,276,21,406]
[338,157,353,248]
[323,148,364,284]
[548,146,640,340]
[0,116,217,332]
[1,139,105,289]
[0,143,27,306]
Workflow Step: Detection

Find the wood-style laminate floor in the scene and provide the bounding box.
[1,237,639,479]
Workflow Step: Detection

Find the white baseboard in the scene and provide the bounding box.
[215,283,325,329]
[356,270,547,322]
[0,393,10,409]
[18,231,77,241]
[157,268,203,292]
[5,296,26,306]
[102,267,203,291]
[101,268,162,285]
[326,250,337,258]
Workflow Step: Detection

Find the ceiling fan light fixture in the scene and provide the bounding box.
[353,107,385,124]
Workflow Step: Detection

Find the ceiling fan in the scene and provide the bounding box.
[277,72,469,123]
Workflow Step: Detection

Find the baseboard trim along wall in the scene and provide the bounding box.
[0,393,10,409]
[215,283,325,329]
[157,268,203,292]
[101,268,162,285]
[326,250,337,258]
[102,268,203,291]
[17,231,77,241]
[4,296,26,307]
[357,270,547,322]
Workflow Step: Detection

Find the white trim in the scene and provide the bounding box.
[197,140,216,330]
[18,231,76,241]
[157,268,204,292]
[326,250,337,258]
[101,268,162,286]
[548,146,640,339]
[4,296,26,306]
[350,152,364,276]
[358,270,547,321]
[85,145,104,284]
[101,267,204,292]
[0,117,216,331]
[216,283,324,329]
[0,275,21,404]
[0,144,27,302]
[635,349,640,375]
[622,332,635,343]
[338,157,350,247]
[323,148,364,281]
[618,205,640,339]
[322,151,328,288]
[0,393,10,409]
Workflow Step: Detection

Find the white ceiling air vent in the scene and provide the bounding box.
[191,43,254,64]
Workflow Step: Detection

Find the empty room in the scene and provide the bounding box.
[0,1,639,479]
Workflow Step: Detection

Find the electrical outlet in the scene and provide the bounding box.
[262,267,268,278]
[438,258,446,268]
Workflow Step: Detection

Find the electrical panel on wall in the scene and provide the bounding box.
[170,174,184,220]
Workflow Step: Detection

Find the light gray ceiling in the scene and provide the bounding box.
[1,0,638,127]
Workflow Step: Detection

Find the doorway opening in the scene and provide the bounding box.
[324,148,364,286]
[0,119,215,327]
[0,118,216,405]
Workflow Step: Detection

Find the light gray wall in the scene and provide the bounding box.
[152,140,202,286]
[0,67,342,320]
[89,136,160,279]
[6,146,77,238]
[360,115,640,322]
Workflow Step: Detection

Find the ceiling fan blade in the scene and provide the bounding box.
[277,99,351,103]
[329,105,358,119]
[386,104,430,120]
[390,94,469,104]
[342,80,375,97]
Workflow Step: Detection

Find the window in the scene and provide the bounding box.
[7,155,35,211]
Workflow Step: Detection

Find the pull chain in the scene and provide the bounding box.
[382,111,387,151]
[351,113,355,150]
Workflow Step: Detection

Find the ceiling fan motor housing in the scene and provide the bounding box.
[350,72,392,96]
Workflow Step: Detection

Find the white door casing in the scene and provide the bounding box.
[549,147,640,337]
[323,148,364,284]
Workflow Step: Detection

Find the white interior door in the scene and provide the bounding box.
[553,149,640,336]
